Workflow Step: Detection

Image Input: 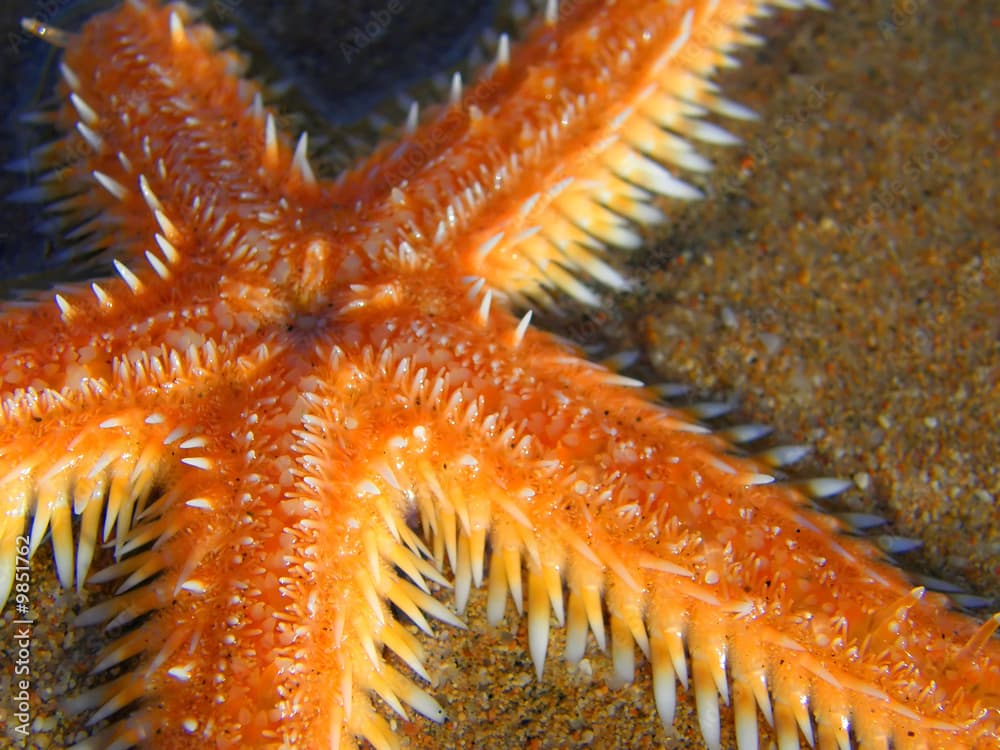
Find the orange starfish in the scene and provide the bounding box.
[1,1,998,749]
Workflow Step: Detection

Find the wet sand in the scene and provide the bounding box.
[1,1,996,748]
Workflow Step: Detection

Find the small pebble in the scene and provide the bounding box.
[854,471,871,491]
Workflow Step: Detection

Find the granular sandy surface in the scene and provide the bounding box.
[0,1,996,749]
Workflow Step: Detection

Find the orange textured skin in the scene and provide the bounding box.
[0,1,998,749]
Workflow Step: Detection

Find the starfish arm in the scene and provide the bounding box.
[1,8,260,387]
[45,341,323,749]
[333,0,799,307]
[0,333,275,608]
[352,312,999,749]
[9,0,356,364]
[55,340,465,750]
